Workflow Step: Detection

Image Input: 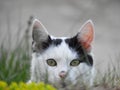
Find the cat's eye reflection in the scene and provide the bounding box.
[70,59,80,66]
[46,59,57,66]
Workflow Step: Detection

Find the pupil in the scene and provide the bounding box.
[50,61,53,64]
[74,62,77,64]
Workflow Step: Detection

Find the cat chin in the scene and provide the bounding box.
[49,79,72,88]
[48,77,77,87]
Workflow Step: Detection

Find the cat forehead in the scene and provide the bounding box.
[50,36,67,46]
[36,35,84,58]
[50,36,84,54]
[41,37,78,60]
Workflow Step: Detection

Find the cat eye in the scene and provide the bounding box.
[70,59,80,66]
[46,59,57,66]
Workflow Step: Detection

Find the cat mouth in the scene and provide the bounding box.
[60,81,67,88]
[59,78,73,88]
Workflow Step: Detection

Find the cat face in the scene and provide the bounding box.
[30,19,94,87]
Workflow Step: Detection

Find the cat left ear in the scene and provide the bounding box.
[32,19,49,42]
[32,19,51,52]
[77,20,94,52]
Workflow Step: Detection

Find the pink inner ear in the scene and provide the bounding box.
[79,21,94,51]
[33,20,41,29]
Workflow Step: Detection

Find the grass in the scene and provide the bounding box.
[93,56,120,90]
[0,16,120,90]
[0,45,30,84]
[0,16,33,84]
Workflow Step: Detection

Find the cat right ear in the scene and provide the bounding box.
[32,19,51,52]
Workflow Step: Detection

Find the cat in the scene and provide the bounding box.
[28,19,95,87]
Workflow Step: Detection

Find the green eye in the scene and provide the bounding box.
[46,59,57,66]
[70,59,80,66]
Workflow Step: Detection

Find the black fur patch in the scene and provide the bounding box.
[33,36,62,52]
[65,35,93,66]
[52,39,62,46]
[41,36,62,50]
[41,36,52,49]
[87,55,93,66]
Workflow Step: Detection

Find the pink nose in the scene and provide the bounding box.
[59,71,67,78]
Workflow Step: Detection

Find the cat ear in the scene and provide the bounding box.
[32,19,51,52]
[77,20,94,52]
[32,19,49,42]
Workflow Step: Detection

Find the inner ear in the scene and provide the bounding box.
[32,19,51,52]
[32,19,49,42]
[77,20,94,52]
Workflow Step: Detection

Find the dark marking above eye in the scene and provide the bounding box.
[65,36,93,66]
[32,35,63,53]
[87,55,93,66]
[41,36,62,50]
[52,39,62,46]
[65,35,84,56]
[41,36,52,49]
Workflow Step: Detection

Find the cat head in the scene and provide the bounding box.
[31,19,94,86]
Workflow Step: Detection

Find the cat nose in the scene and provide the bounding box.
[59,71,67,79]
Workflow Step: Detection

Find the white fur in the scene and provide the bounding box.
[29,37,95,86]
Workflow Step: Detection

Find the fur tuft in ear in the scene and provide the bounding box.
[77,20,94,52]
[32,19,51,52]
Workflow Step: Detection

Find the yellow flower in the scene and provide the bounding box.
[9,82,18,90]
[46,84,56,90]
[0,81,7,89]
[0,81,56,90]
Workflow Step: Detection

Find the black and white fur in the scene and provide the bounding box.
[28,19,95,87]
